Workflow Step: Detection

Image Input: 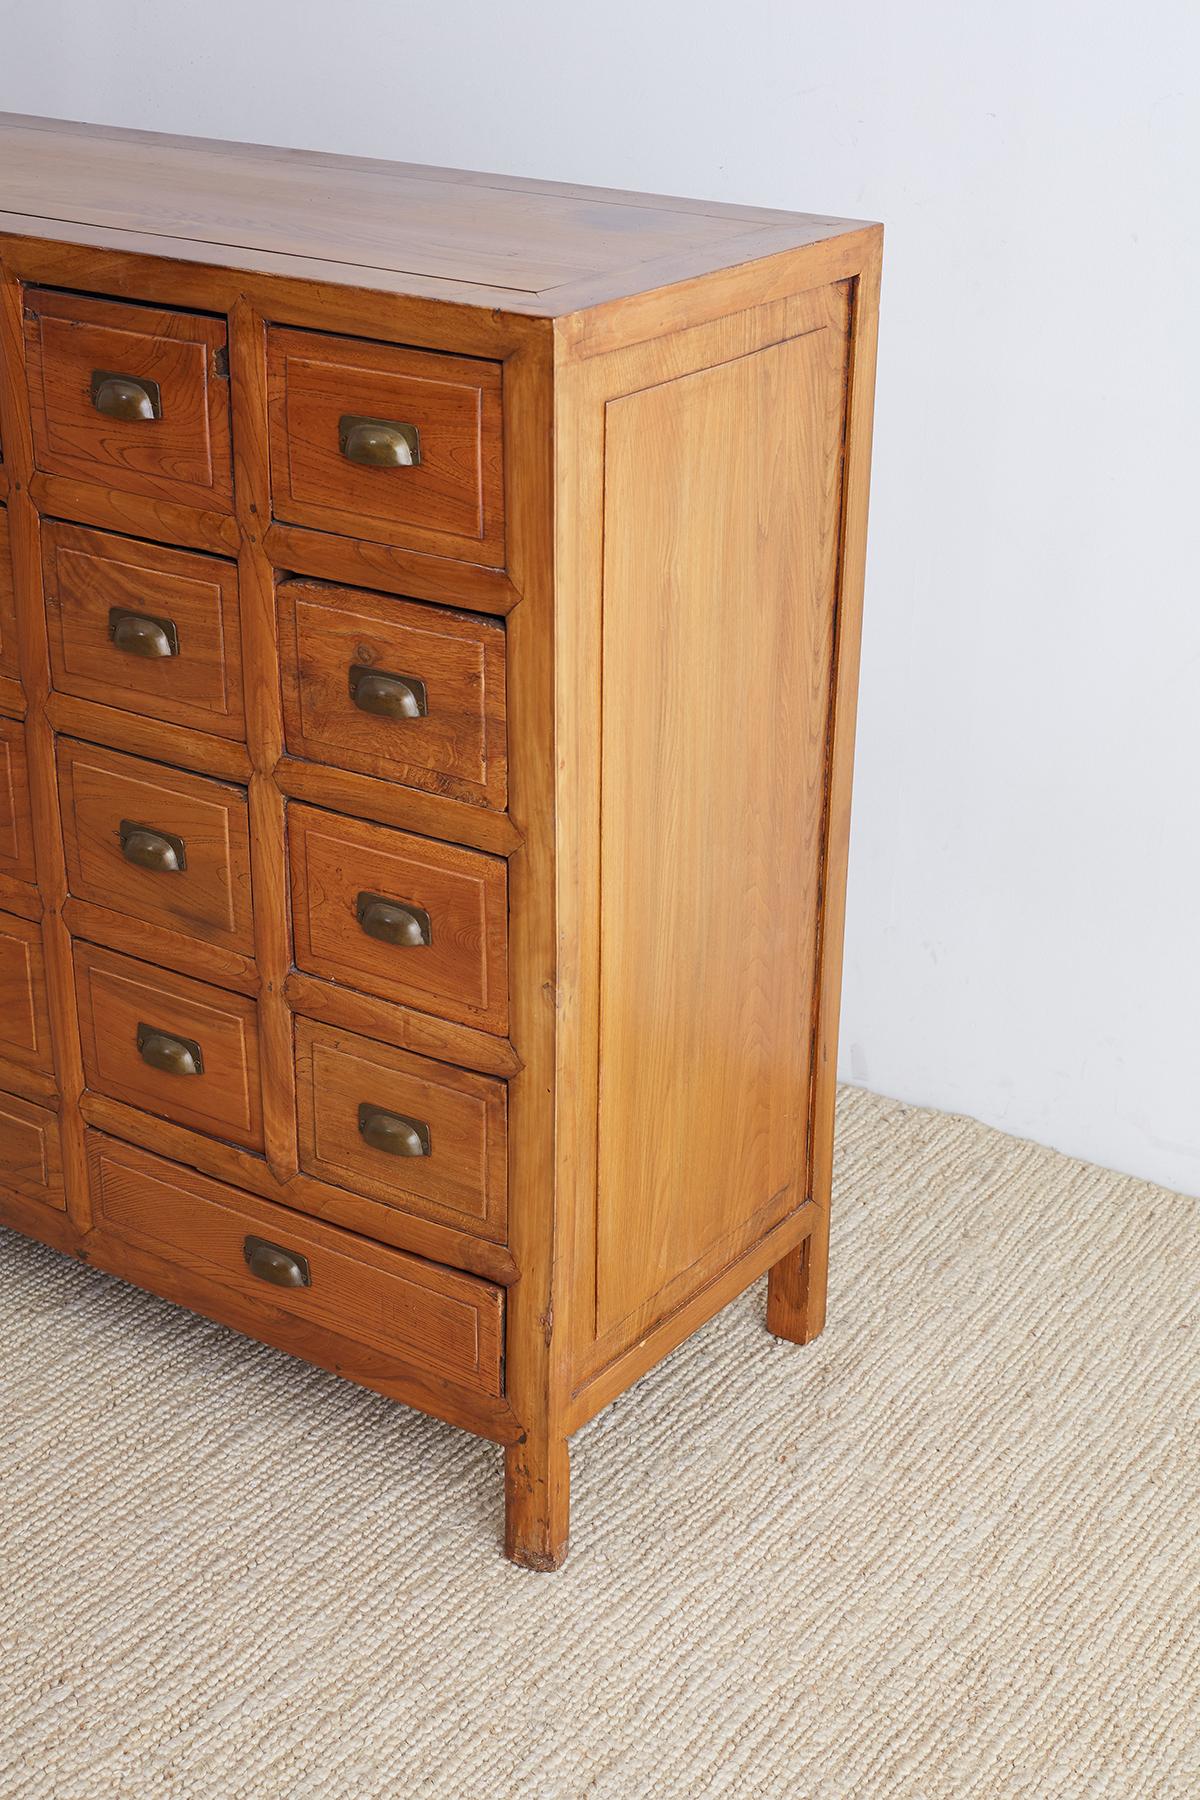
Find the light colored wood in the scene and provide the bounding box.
[288,802,509,1036]
[22,287,233,512]
[74,939,263,1152]
[28,471,241,558]
[295,1015,507,1242]
[0,1086,64,1208]
[272,755,520,857]
[277,579,507,810]
[0,906,54,1073]
[42,521,245,739]
[283,970,520,1079]
[262,522,519,617]
[62,896,259,996]
[45,693,253,783]
[88,1131,505,1398]
[57,736,255,955]
[266,328,505,565]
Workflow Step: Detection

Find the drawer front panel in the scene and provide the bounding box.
[288,804,508,1035]
[0,1090,64,1209]
[75,941,263,1150]
[88,1132,504,1398]
[0,507,18,680]
[44,522,244,739]
[0,909,53,1073]
[58,739,254,953]
[278,579,507,809]
[266,327,504,565]
[295,1018,507,1241]
[23,289,233,511]
[0,715,37,884]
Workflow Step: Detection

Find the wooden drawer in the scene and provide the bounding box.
[288,804,508,1035]
[23,288,233,512]
[0,506,18,680]
[0,1090,64,1209]
[295,1017,507,1242]
[0,715,36,885]
[87,1132,505,1399]
[58,739,254,954]
[44,522,244,740]
[0,909,53,1074]
[278,579,507,809]
[75,940,263,1151]
[266,327,503,565]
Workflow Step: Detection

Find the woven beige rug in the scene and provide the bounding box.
[2,1088,1196,1799]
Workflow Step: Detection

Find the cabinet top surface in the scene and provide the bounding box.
[0,112,874,316]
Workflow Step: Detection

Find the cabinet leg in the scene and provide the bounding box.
[504,1435,570,1571]
[766,1216,829,1345]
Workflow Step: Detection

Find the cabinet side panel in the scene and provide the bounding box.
[593,323,847,1345]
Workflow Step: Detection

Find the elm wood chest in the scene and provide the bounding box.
[0,112,880,1569]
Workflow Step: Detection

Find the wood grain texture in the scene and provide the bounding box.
[0,906,54,1073]
[0,506,20,690]
[0,1086,64,1208]
[277,578,507,810]
[0,714,37,883]
[74,939,263,1151]
[22,287,233,512]
[288,803,509,1036]
[57,737,254,955]
[266,328,504,565]
[295,1016,507,1242]
[42,521,245,740]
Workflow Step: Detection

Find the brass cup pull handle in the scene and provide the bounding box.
[338,414,421,468]
[137,1023,204,1077]
[90,370,162,422]
[119,820,187,873]
[349,665,427,721]
[356,892,432,948]
[358,1103,431,1158]
[109,608,180,659]
[243,1235,311,1289]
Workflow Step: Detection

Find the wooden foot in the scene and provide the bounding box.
[504,1436,570,1570]
[766,1218,829,1345]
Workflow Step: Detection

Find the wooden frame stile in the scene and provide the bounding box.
[0,256,89,1249]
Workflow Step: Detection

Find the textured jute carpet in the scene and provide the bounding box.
[1,1088,1197,1799]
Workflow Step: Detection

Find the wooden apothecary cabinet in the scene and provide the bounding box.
[0,113,880,1568]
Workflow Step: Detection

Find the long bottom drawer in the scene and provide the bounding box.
[84,1132,504,1405]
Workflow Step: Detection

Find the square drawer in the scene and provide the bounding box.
[0,507,19,680]
[87,1132,505,1400]
[44,522,245,740]
[74,941,263,1151]
[0,1090,64,1209]
[295,1017,507,1242]
[0,908,54,1075]
[277,578,506,808]
[58,739,254,955]
[287,804,508,1035]
[23,289,233,513]
[266,327,504,565]
[0,715,36,885]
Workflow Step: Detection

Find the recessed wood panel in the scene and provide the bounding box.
[74,940,263,1150]
[0,907,53,1072]
[295,1017,507,1241]
[266,328,504,564]
[0,1089,64,1209]
[277,578,507,809]
[57,738,254,954]
[43,521,244,739]
[23,288,233,512]
[0,506,19,681]
[592,326,847,1344]
[0,715,36,884]
[87,1132,504,1398]
[288,803,507,1035]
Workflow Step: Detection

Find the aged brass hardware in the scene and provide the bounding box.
[136,1023,204,1077]
[243,1236,311,1289]
[357,1103,431,1158]
[119,820,187,873]
[90,370,162,422]
[108,608,180,659]
[338,414,421,468]
[348,665,427,720]
[356,893,432,948]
